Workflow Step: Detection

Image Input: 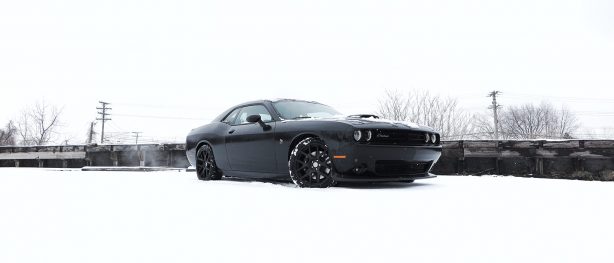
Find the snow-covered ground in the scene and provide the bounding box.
[1,168,613,263]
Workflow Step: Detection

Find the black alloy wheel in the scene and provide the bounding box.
[196,145,222,181]
[289,137,336,188]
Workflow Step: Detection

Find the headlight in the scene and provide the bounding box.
[365,130,373,141]
[424,133,430,143]
[431,134,438,144]
[353,130,362,141]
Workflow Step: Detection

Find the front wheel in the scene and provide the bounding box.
[289,138,336,188]
[196,145,222,181]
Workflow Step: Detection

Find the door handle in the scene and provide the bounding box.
[228,129,236,134]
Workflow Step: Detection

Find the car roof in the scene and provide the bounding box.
[235,98,323,107]
[212,99,326,123]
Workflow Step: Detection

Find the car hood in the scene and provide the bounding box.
[287,115,435,131]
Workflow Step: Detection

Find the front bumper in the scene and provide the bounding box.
[330,143,442,182]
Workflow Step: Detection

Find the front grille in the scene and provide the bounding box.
[369,129,434,146]
[375,161,430,176]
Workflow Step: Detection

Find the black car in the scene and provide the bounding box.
[186,99,442,188]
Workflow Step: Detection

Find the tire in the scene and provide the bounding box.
[289,137,336,188]
[196,144,222,181]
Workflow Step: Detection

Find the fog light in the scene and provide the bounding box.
[353,130,362,141]
[353,165,367,174]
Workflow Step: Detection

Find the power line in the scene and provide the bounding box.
[107,122,127,134]
[113,113,205,121]
[504,92,614,103]
[113,102,217,111]
[96,101,112,144]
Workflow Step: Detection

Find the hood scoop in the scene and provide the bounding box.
[348,114,380,119]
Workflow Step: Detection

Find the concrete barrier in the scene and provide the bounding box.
[431,140,614,180]
[1,141,613,180]
[0,144,189,169]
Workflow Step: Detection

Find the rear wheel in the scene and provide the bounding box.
[196,145,222,181]
[289,138,336,188]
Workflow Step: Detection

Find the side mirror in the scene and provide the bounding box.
[246,114,262,123]
[246,114,271,131]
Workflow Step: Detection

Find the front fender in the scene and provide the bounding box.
[185,123,231,170]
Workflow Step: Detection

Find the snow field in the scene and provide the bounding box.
[0,168,613,263]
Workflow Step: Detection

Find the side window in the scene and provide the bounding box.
[234,105,273,125]
[221,108,241,124]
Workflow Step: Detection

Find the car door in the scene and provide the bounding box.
[225,104,277,173]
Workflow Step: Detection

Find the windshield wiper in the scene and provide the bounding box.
[292,116,313,120]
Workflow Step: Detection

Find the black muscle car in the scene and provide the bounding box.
[186,99,442,188]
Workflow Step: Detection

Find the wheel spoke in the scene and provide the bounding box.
[290,140,335,187]
[196,147,220,180]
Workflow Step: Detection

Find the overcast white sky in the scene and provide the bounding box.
[1,0,613,143]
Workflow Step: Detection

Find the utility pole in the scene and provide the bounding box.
[132,132,145,167]
[132,132,142,145]
[87,121,97,144]
[488,91,502,140]
[97,101,112,144]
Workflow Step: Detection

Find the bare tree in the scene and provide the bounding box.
[0,121,18,146]
[376,89,410,121]
[498,102,578,139]
[16,111,32,145]
[17,101,63,146]
[552,107,578,139]
[470,113,502,140]
[377,89,475,140]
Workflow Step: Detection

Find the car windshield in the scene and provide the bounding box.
[273,101,342,120]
